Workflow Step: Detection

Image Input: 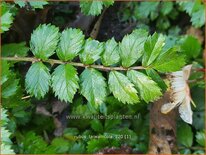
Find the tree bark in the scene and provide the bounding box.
[148,91,178,154]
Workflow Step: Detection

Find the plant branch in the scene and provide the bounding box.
[1,56,145,71]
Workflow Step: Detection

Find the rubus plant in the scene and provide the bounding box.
[2,24,186,108]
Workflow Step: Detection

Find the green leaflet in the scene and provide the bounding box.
[25,62,51,99]
[0,2,14,33]
[127,70,162,103]
[152,47,185,72]
[119,29,148,67]
[146,69,167,91]
[108,71,139,104]
[79,38,104,65]
[52,64,79,103]
[101,37,120,66]
[57,28,85,61]
[2,75,19,99]
[80,0,103,16]
[142,33,165,66]
[1,60,10,85]
[30,24,60,60]
[0,108,15,154]
[80,68,107,108]
[2,42,29,57]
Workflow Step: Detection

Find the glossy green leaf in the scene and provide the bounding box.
[119,29,148,67]
[52,64,79,103]
[80,0,103,16]
[142,33,165,66]
[0,2,14,33]
[30,24,59,60]
[108,71,139,104]
[80,68,107,108]
[79,38,104,65]
[57,28,85,61]
[152,47,185,72]
[2,42,29,57]
[25,62,51,99]
[101,37,120,66]
[127,70,162,103]
[177,123,193,147]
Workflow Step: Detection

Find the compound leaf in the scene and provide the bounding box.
[108,71,139,104]
[25,62,51,99]
[79,38,104,64]
[142,33,165,66]
[80,68,107,108]
[127,70,162,103]
[119,29,148,67]
[52,64,79,103]
[30,24,59,60]
[57,28,85,61]
[101,37,120,66]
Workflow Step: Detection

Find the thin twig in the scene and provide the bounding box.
[21,95,31,100]
[1,56,145,71]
